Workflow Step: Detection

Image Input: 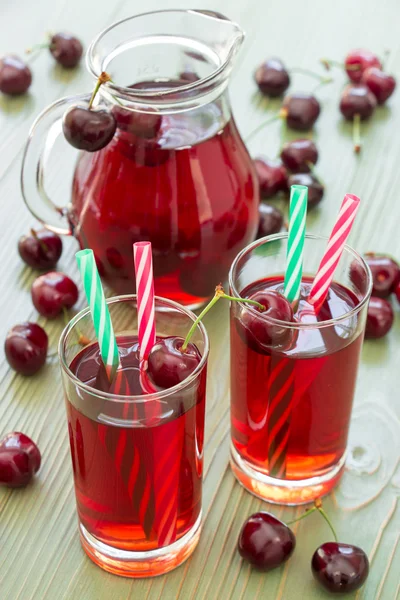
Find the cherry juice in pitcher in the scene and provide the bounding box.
[70,84,258,307]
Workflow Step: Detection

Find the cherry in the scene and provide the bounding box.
[0,55,32,96]
[280,139,318,173]
[254,58,290,97]
[31,271,78,318]
[339,84,377,120]
[257,203,284,238]
[312,542,369,594]
[345,49,382,83]
[113,106,162,139]
[147,336,201,389]
[395,280,400,304]
[239,290,294,352]
[50,33,83,68]
[355,253,400,297]
[5,322,48,376]
[365,297,394,339]
[288,173,324,209]
[238,512,296,571]
[253,157,288,198]
[63,106,116,152]
[0,448,33,488]
[361,67,396,105]
[0,432,41,473]
[282,93,321,130]
[18,228,62,270]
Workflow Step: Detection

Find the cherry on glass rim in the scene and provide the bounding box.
[147,336,201,389]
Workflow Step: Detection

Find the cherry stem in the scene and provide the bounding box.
[62,306,90,346]
[246,113,282,143]
[320,58,360,72]
[88,72,111,110]
[306,161,325,186]
[353,113,361,154]
[287,499,338,542]
[290,67,333,84]
[181,285,265,352]
[30,228,49,253]
[26,42,51,54]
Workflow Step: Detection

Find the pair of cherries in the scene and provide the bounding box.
[352,253,400,339]
[238,508,369,594]
[5,229,78,376]
[0,33,83,96]
[0,432,41,488]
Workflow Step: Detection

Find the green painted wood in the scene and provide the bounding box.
[1,0,400,598]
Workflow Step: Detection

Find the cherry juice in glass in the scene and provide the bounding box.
[229,235,371,505]
[60,296,208,577]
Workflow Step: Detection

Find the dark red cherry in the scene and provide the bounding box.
[282,93,321,130]
[345,49,381,83]
[254,58,290,97]
[280,139,318,173]
[63,106,117,152]
[5,322,48,376]
[50,33,83,68]
[340,84,377,120]
[0,448,33,488]
[361,67,396,105]
[238,512,296,571]
[365,297,394,339]
[362,254,400,297]
[18,229,62,270]
[113,106,162,139]
[253,157,288,198]
[31,271,78,318]
[0,432,41,473]
[239,290,294,352]
[288,173,324,209]
[312,542,369,593]
[0,55,32,95]
[147,336,201,389]
[395,280,400,304]
[257,203,284,238]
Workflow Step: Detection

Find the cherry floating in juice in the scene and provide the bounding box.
[67,335,205,552]
[230,277,363,481]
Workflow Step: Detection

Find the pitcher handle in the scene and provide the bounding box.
[21,93,91,235]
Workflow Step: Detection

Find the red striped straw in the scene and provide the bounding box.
[133,241,180,547]
[133,242,156,367]
[308,194,360,309]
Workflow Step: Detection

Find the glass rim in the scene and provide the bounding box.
[58,294,209,402]
[228,232,373,330]
[86,9,243,101]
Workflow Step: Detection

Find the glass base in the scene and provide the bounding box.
[79,513,202,578]
[230,445,346,505]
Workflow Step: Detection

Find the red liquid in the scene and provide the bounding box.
[70,94,258,306]
[230,277,363,480]
[66,336,205,551]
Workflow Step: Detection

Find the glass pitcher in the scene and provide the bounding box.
[21,10,259,308]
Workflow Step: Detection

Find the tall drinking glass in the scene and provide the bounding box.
[229,234,372,505]
[59,295,208,577]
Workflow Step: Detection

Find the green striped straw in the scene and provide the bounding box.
[76,249,120,380]
[284,185,308,302]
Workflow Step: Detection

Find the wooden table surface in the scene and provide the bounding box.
[1,0,400,598]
